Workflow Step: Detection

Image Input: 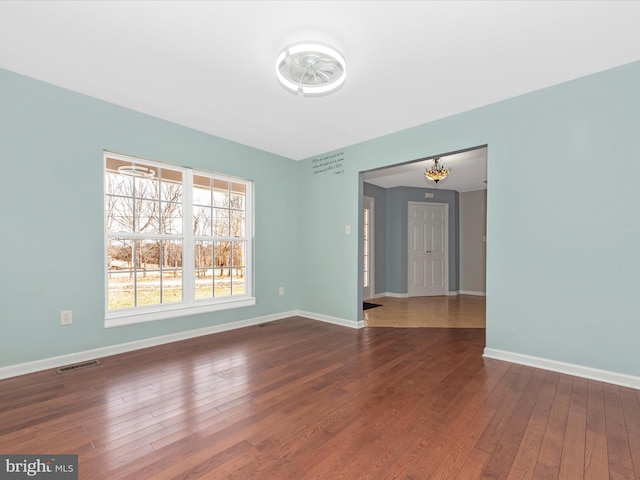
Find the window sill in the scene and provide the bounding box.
[105,296,256,328]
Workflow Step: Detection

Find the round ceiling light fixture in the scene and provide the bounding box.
[276,42,346,97]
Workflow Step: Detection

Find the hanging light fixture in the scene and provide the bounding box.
[424,157,450,184]
[276,42,346,97]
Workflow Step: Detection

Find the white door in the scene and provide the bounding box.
[408,202,447,296]
[363,196,375,300]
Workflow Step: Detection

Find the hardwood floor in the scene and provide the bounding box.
[1,317,639,479]
[364,295,486,328]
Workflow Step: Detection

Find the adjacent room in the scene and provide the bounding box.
[362,146,487,328]
[1,2,639,479]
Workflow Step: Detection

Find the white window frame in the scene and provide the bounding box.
[104,151,255,328]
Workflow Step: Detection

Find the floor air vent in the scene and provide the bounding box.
[56,359,100,373]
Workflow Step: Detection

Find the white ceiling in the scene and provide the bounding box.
[1,1,639,175]
[364,147,487,193]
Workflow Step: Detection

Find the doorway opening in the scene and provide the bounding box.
[360,145,487,327]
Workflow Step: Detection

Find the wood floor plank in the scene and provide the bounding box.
[584,380,609,480]
[418,362,513,479]
[558,377,587,480]
[604,383,636,480]
[454,448,491,480]
[619,386,640,479]
[532,374,574,479]
[479,368,547,479]
[475,365,533,456]
[506,372,560,480]
[0,315,638,480]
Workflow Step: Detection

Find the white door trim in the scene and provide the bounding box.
[363,196,375,300]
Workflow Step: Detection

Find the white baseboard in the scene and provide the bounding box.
[460,290,486,296]
[483,348,640,390]
[375,292,409,299]
[296,310,364,329]
[376,291,467,298]
[0,311,299,381]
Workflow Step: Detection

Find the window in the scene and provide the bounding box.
[104,152,254,327]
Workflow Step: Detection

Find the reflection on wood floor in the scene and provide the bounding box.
[364,294,486,328]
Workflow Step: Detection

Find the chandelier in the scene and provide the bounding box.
[424,157,450,184]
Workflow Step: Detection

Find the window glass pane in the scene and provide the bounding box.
[230,183,246,209]
[105,157,134,195]
[213,179,230,207]
[108,271,134,310]
[231,241,245,267]
[106,197,134,233]
[160,168,182,203]
[230,210,245,237]
[232,268,245,295]
[136,271,161,306]
[214,241,231,297]
[134,173,159,200]
[106,172,133,197]
[214,275,231,297]
[107,238,135,310]
[193,206,211,236]
[195,233,213,299]
[161,240,183,269]
[214,241,231,268]
[195,270,213,299]
[213,208,230,236]
[231,242,245,296]
[135,200,159,233]
[161,201,182,234]
[160,240,182,303]
[162,271,182,304]
[193,175,212,206]
[108,238,134,271]
[137,239,160,269]
[194,241,213,268]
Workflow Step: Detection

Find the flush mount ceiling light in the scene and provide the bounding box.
[425,157,451,184]
[276,42,346,97]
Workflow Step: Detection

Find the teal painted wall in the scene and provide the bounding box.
[298,61,640,377]
[0,68,299,367]
[2,60,640,379]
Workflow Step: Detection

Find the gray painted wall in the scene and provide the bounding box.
[459,189,487,293]
[364,183,459,295]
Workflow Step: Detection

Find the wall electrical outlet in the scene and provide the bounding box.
[60,310,73,326]
[279,287,285,296]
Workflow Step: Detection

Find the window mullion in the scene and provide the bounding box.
[183,169,195,304]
